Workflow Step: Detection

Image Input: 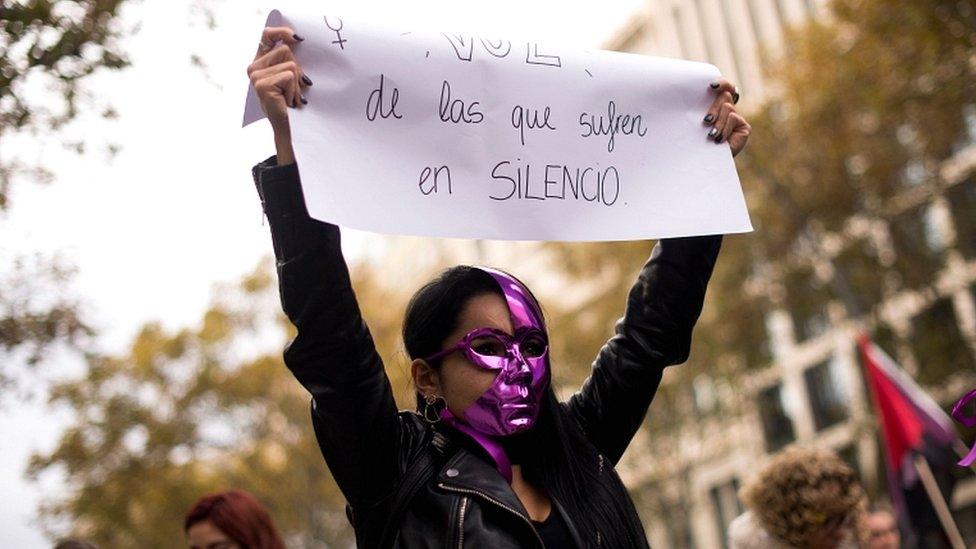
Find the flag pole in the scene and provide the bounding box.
[913,455,965,549]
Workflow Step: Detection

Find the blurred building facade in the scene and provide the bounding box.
[603,1,976,547]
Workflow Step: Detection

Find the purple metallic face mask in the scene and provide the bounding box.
[426,326,549,434]
[423,268,551,482]
[424,268,551,437]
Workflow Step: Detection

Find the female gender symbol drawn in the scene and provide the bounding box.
[323,16,346,50]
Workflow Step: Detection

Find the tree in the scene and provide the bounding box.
[28,257,418,546]
[0,254,91,381]
[1,0,130,206]
[1,0,133,390]
[0,0,223,389]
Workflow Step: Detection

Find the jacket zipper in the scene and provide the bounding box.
[438,483,545,548]
[456,496,469,548]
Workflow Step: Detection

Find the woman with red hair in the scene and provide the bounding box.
[184,489,286,549]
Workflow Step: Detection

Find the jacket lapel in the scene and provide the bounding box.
[435,449,529,518]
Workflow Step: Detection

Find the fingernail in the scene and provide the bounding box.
[732,92,740,104]
[300,94,308,105]
[709,82,720,89]
[704,114,715,124]
[708,127,718,138]
[301,74,313,86]
[715,134,724,144]
[293,33,305,41]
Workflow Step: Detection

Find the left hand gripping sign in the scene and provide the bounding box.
[243,9,754,241]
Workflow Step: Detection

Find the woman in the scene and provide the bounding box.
[866,505,900,549]
[247,26,750,548]
[728,446,870,549]
[184,489,286,549]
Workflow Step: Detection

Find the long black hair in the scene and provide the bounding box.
[402,266,648,548]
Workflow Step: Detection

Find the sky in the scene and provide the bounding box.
[0,0,643,545]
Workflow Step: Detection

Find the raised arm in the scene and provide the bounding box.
[248,26,401,507]
[564,77,749,463]
[252,157,401,507]
[564,235,723,464]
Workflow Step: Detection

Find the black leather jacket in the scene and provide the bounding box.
[253,156,723,548]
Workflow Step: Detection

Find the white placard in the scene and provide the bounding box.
[243,9,753,241]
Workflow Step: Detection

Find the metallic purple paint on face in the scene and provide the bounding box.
[425,268,551,482]
[464,268,550,436]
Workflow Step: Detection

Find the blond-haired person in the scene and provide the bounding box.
[728,446,869,548]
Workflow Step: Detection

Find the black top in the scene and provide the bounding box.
[533,506,574,549]
[252,155,723,548]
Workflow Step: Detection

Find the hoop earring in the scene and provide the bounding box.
[422,394,445,424]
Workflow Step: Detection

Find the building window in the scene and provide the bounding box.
[717,0,746,85]
[947,177,976,258]
[831,240,884,316]
[744,0,768,46]
[691,0,717,62]
[640,486,694,549]
[710,478,743,548]
[954,497,976,546]
[804,359,849,431]
[738,307,773,371]
[729,267,772,369]
[783,267,831,343]
[662,500,695,549]
[692,375,717,418]
[965,104,976,143]
[837,444,860,478]
[889,204,945,289]
[954,103,976,153]
[922,203,949,253]
[871,323,901,366]
[910,297,976,386]
[793,309,829,343]
[771,0,788,27]
[671,7,689,59]
[759,383,796,452]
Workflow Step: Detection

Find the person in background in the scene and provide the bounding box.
[728,446,869,548]
[184,489,286,549]
[866,504,901,549]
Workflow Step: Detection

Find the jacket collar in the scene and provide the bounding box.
[435,448,528,517]
[433,436,585,549]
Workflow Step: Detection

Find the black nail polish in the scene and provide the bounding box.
[704,114,715,124]
[302,74,313,86]
[293,33,305,41]
[716,133,725,143]
[710,82,720,89]
[300,94,308,105]
[732,92,740,104]
[708,127,718,138]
